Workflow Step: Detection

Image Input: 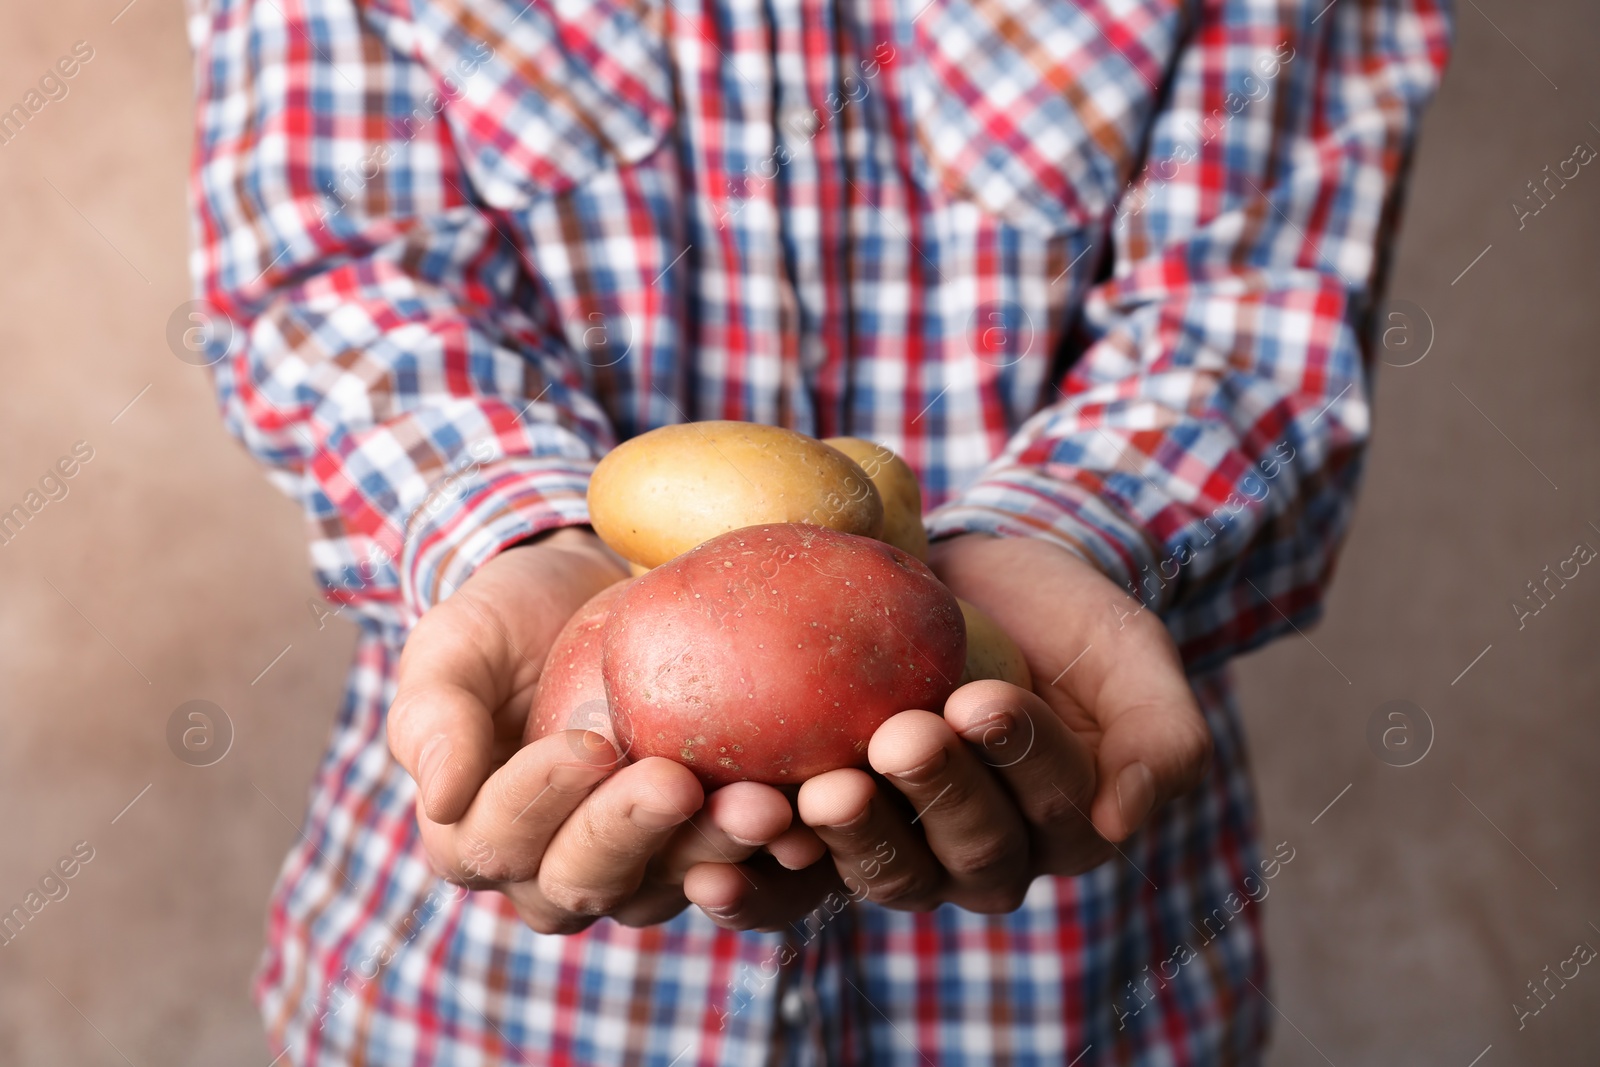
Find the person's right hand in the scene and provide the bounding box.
[385,526,805,933]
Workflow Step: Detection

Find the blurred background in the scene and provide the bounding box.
[0,0,1596,1063]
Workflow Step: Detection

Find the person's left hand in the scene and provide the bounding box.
[680,533,1213,929]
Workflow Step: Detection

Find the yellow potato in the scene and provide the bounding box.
[588,421,884,568]
[822,436,929,560]
[957,598,1033,690]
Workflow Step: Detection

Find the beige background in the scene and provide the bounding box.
[0,0,1596,1063]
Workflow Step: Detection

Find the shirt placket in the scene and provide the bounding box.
[675,0,792,428]
[765,0,855,437]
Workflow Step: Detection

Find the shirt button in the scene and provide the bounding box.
[780,987,810,1028]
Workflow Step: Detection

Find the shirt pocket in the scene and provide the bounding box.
[406,0,674,209]
[908,0,1183,235]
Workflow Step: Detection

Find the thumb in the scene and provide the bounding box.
[387,680,497,825]
[388,597,505,824]
[1087,697,1213,843]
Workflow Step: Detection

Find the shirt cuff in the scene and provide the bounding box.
[400,455,595,624]
[924,465,1166,609]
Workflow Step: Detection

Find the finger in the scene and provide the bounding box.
[766,825,828,871]
[536,757,705,918]
[416,729,618,884]
[1061,603,1212,842]
[390,610,508,824]
[942,679,1102,829]
[925,533,1211,842]
[504,884,604,936]
[656,782,793,880]
[548,782,797,930]
[389,535,627,825]
[705,782,794,846]
[1087,691,1212,842]
[867,708,1031,911]
[682,855,842,932]
[601,783,795,927]
[797,768,945,910]
[607,885,692,929]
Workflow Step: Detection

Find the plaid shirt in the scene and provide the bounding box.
[188,0,1450,1060]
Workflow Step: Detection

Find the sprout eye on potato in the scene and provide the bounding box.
[523,422,1037,785]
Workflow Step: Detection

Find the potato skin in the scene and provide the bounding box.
[523,580,634,749]
[822,437,929,560]
[588,422,884,568]
[955,598,1033,690]
[601,523,966,785]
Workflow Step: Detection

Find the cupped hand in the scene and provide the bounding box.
[386,527,800,933]
[681,533,1213,926]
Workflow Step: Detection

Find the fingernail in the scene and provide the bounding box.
[629,805,687,830]
[548,763,607,793]
[726,833,764,848]
[957,712,1010,746]
[417,733,450,801]
[579,729,613,757]
[823,807,871,833]
[887,746,948,786]
[1116,762,1156,831]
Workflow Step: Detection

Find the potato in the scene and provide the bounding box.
[588,422,884,568]
[601,523,966,785]
[823,437,929,560]
[523,580,633,749]
[956,598,1033,690]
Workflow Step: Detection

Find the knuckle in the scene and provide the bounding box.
[1033,783,1091,827]
[444,868,500,891]
[455,837,512,884]
[569,811,616,857]
[519,904,597,937]
[385,694,423,747]
[944,832,1024,883]
[1184,723,1215,782]
[420,830,500,887]
[864,868,942,909]
[487,777,546,829]
[538,873,630,918]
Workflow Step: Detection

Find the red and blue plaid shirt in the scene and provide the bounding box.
[188,0,1450,1060]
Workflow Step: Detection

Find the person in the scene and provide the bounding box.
[188,0,1451,1060]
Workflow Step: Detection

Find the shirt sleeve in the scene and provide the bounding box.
[188,0,613,629]
[925,0,1453,670]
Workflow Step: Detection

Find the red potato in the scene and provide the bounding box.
[522,579,634,750]
[601,523,966,786]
